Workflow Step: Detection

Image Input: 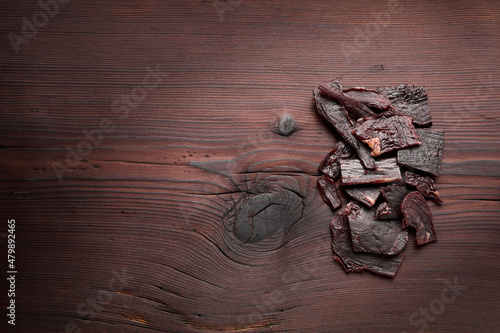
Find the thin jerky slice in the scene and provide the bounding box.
[318,83,376,119]
[318,141,354,180]
[343,87,395,112]
[377,85,432,126]
[375,182,408,219]
[352,113,422,156]
[397,128,444,177]
[314,82,376,170]
[317,175,342,211]
[401,192,437,245]
[330,211,406,278]
[340,157,402,185]
[346,202,408,255]
[404,171,443,204]
[344,185,381,207]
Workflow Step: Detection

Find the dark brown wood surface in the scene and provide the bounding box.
[1,1,499,332]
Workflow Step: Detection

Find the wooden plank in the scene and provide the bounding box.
[1,0,500,332]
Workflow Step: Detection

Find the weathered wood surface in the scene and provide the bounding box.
[1,0,499,332]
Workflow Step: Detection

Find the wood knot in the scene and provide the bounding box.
[275,115,297,136]
[223,178,304,243]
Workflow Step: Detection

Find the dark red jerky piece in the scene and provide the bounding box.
[343,87,395,112]
[330,211,406,278]
[344,185,381,207]
[352,113,422,156]
[401,192,437,245]
[375,182,408,219]
[397,128,444,177]
[377,85,432,127]
[375,202,393,219]
[317,175,342,211]
[318,83,376,119]
[404,171,443,204]
[340,157,402,185]
[318,141,354,180]
[314,82,376,170]
[346,202,408,255]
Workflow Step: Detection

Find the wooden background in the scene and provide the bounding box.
[1,0,499,332]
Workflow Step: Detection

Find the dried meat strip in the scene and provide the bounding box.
[340,157,402,185]
[404,171,443,204]
[330,211,406,278]
[375,182,408,219]
[343,87,395,112]
[401,192,437,245]
[346,202,408,255]
[352,113,422,156]
[397,128,444,177]
[317,175,342,211]
[377,85,432,126]
[318,141,354,180]
[344,185,381,207]
[314,82,376,170]
[318,83,376,119]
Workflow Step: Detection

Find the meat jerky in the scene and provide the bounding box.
[317,175,342,211]
[344,185,381,207]
[318,83,376,119]
[314,82,376,170]
[346,202,408,255]
[340,157,402,185]
[404,171,443,204]
[318,141,354,180]
[352,113,422,156]
[343,87,395,112]
[330,211,406,278]
[397,128,444,177]
[375,182,408,219]
[401,192,437,245]
[377,85,432,126]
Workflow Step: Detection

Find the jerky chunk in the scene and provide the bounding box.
[346,202,408,255]
[340,157,402,185]
[318,141,354,180]
[314,82,376,170]
[330,211,406,278]
[343,87,395,112]
[344,185,381,207]
[352,113,422,156]
[377,85,432,126]
[317,175,342,211]
[397,128,444,177]
[404,171,443,204]
[375,182,408,219]
[318,83,376,119]
[401,192,437,245]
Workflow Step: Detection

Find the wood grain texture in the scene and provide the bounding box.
[1,0,499,332]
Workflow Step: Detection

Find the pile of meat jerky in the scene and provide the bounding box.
[314,77,444,278]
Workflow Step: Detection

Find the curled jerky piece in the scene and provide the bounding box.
[317,175,342,211]
[344,185,381,207]
[404,171,443,204]
[377,85,432,126]
[318,141,354,180]
[330,211,406,278]
[314,81,376,170]
[343,87,395,112]
[340,157,402,185]
[318,83,376,119]
[352,113,422,156]
[346,202,408,255]
[401,192,437,245]
[375,182,409,219]
[397,128,444,177]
